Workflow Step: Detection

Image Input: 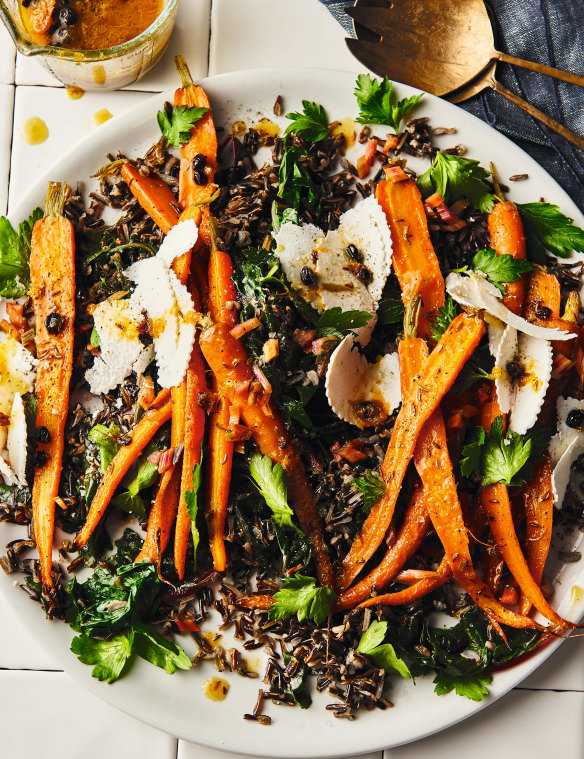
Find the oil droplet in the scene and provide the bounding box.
[201,631,222,649]
[23,116,49,145]
[66,86,85,100]
[570,585,583,610]
[94,109,113,126]
[255,117,280,139]
[204,677,229,701]
[232,120,247,137]
[329,117,357,153]
[92,65,106,86]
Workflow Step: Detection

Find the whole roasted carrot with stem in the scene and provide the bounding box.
[205,217,238,572]
[337,312,485,591]
[30,182,75,598]
[479,392,576,630]
[375,168,445,340]
[199,322,333,589]
[174,55,218,248]
[488,201,527,316]
[75,390,172,549]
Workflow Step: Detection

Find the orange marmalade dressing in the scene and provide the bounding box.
[21,0,164,49]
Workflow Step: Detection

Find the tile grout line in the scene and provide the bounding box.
[4,83,15,217]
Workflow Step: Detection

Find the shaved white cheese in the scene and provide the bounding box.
[446,272,573,341]
[0,455,16,486]
[85,298,153,395]
[508,335,552,435]
[7,392,28,486]
[156,219,198,268]
[325,323,401,428]
[275,196,393,314]
[126,256,196,388]
[0,333,36,416]
[487,320,506,359]
[552,436,584,508]
[492,325,518,415]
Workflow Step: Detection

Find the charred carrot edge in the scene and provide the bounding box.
[199,323,333,589]
[31,182,75,595]
[174,56,218,249]
[238,594,275,610]
[205,217,237,572]
[488,201,527,316]
[337,312,485,591]
[358,557,452,609]
[334,485,430,611]
[174,334,207,579]
[479,394,576,630]
[75,391,172,549]
[120,162,180,235]
[520,454,554,616]
[375,175,445,341]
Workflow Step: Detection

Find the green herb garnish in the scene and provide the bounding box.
[0,208,42,297]
[417,153,496,214]
[471,248,533,294]
[315,307,373,340]
[268,574,335,626]
[518,202,584,262]
[157,104,209,148]
[354,74,423,135]
[284,100,329,142]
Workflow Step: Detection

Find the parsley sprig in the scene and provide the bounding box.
[461,417,551,487]
[268,575,335,626]
[354,74,423,134]
[353,470,386,512]
[315,307,373,340]
[0,208,42,298]
[471,248,533,294]
[157,104,209,148]
[284,100,329,142]
[356,621,412,679]
[417,153,496,214]
[249,453,303,534]
[185,461,204,569]
[518,202,584,262]
[430,296,458,342]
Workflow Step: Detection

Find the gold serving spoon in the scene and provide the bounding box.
[346,0,584,151]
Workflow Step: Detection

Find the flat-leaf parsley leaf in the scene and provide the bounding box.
[316,307,372,340]
[0,208,42,297]
[471,248,533,294]
[284,100,329,142]
[353,470,386,512]
[430,296,458,342]
[157,104,209,148]
[268,575,335,626]
[249,453,303,534]
[433,672,492,701]
[418,153,496,214]
[357,620,412,679]
[518,202,584,262]
[354,74,423,134]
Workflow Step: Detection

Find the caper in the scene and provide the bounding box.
[300,266,318,287]
[534,303,552,320]
[566,409,584,429]
[36,426,51,444]
[45,312,65,335]
[346,243,363,262]
[35,450,48,468]
[506,361,524,380]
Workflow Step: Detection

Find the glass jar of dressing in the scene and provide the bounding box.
[0,0,179,91]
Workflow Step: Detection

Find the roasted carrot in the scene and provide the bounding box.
[520,454,554,616]
[136,465,181,565]
[174,56,218,249]
[375,172,445,340]
[358,557,452,609]
[30,182,75,596]
[479,393,575,630]
[205,217,237,572]
[337,312,485,590]
[174,330,208,579]
[334,486,430,611]
[238,594,275,610]
[488,201,527,316]
[120,162,180,235]
[75,390,172,549]
[199,323,333,589]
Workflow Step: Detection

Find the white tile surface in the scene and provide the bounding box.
[15,0,211,90]
[209,0,359,75]
[521,637,584,691]
[179,747,380,759]
[9,85,150,210]
[0,670,177,758]
[0,585,58,670]
[0,22,16,84]
[0,85,14,215]
[384,689,584,757]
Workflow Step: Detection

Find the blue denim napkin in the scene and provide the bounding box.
[320,0,584,212]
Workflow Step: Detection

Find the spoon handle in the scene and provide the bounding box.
[491,80,584,152]
[496,52,584,89]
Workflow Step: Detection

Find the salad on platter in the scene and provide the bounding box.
[1,58,584,723]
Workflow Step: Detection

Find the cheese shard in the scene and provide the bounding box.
[508,335,552,436]
[274,195,393,314]
[85,298,153,395]
[446,271,573,340]
[549,397,584,509]
[0,333,37,451]
[492,324,518,415]
[126,256,196,389]
[156,218,198,268]
[7,392,28,486]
